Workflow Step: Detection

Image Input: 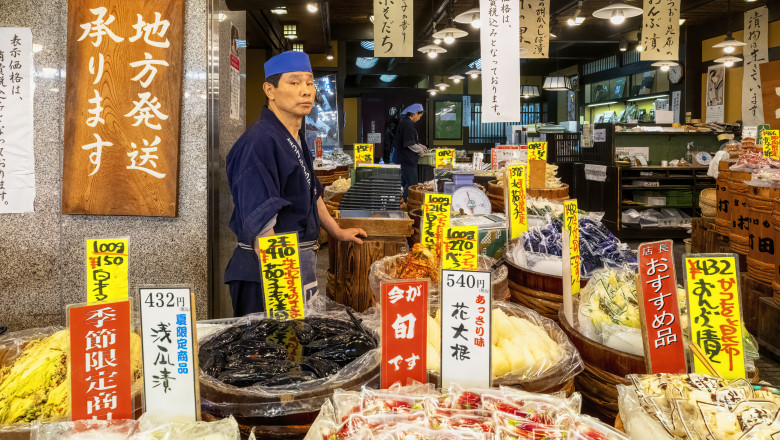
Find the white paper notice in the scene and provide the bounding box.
[706,64,726,124]
[671,90,681,123]
[480,0,520,122]
[584,164,607,182]
[641,0,680,61]
[742,6,768,127]
[440,270,492,390]
[519,0,549,59]
[373,0,413,57]
[367,132,382,144]
[0,28,34,213]
[139,287,199,422]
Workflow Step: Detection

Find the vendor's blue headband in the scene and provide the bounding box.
[265,51,313,79]
[403,103,424,114]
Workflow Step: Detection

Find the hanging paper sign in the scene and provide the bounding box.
[564,200,580,294]
[421,194,451,257]
[354,143,374,164]
[527,142,547,161]
[442,226,478,270]
[315,137,323,159]
[257,233,305,320]
[640,0,680,61]
[472,152,484,171]
[480,0,520,122]
[490,145,521,170]
[86,238,129,303]
[518,0,549,59]
[373,0,413,57]
[436,148,455,169]
[761,130,779,159]
[706,64,726,124]
[139,287,199,422]
[69,300,133,421]
[440,269,492,389]
[381,280,428,388]
[742,7,769,127]
[683,254,746,380]
[637,241,687,374]
[505,164,528,241]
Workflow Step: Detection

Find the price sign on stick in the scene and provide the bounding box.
[381,280,428,388]
[528,142,548,161]
[315,137,323,159]
[637,241,687,374]
[69,300,133,421]
[442,226,478,270]
[436,149,455,168]
[354,143,373,164]
[421,193,451,257]
[86,238,129,303]
[762,130,779,159]
[505,164,528,240]
[683,253,746,380]
[139,287,199,422]
[561,200,580,324]
[257,233,306,320]
[440,270,492,389]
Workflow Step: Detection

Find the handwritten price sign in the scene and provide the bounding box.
[315,137,323,159]
[421,193,451,257]
[436,149,455,169]
[528,142,547,161]
[257,233,306,320]
[762,130,779,159]
[354,144,374,164]
[86,238,129,303]
[442,226,478,270]
[564,200,580,294]
[506,164,528,240]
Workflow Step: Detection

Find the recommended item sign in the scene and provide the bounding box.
[257,233,305,320]
[506,164,528,240]
[762,130,779,159]
[564,200,580,294]
[86,238,129,303]
[440,269,492,389]
[442,226,478,270]
[421,193,451,256]
[381,280,428,388]
[637,241,687,374]
[684,254,746,380]
[69,300,133,421]
[139,287,199,422]
[436,149,455,169]
[527,142,547,161]
[354,144,373,164]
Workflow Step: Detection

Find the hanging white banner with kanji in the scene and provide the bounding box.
[742,6,768,127]
[640,0,680,61]
[373,0,413,57]
[480,0,521,122]
[519,0,549,59]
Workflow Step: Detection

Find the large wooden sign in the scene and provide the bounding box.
[62,0,185,216]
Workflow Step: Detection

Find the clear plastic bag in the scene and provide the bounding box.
[31,419,139,440]
[31,414,245,440]
[617,384,674,440]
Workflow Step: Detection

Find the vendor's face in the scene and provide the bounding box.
[266,72,315,117]
[410,112,423,123]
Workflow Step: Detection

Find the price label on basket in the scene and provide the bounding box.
[315,137,323,159]
[505,164,528,240]
[86,238,129,303]
[528,142,547,161]
[683,253,746,380]
[564,200,580,294]
[421,193,451,256]
[442,226,478,270]
[436,148,455,169]
[637,241,687,374]
[440,270,492,389]
[354,143,373,164]
[761,130,779,159]
[257,233,306,320]
[381,280,429,389]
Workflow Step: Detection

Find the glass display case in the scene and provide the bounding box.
[305,73,340,153]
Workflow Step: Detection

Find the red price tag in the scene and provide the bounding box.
[381,280,428,388]
[315,137,323,159]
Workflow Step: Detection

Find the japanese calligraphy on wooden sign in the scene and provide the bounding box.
[760,61,780,130]
[381,280,428,388]
[491,145,521,170]
[518,0,549,59]
[62,0,185,216]
[761,130,779,159]
[139,287,199,421]
[86,238,129,303]
[257,233,306,320]
[564,200,580,294]
[683,254,746,380]
[69,300,133,421]
[442,226,478,270]
[373,0,413,57]
[0,28,35,214]
[640,0,680,61]
[315,137,323,159]
[421,193,451,257]
[505,164,528,241]
[637,241,687,374]
[440,269,492,389]
[742,6,768,127]
[354,143,373,165]
[480,0,521,122]
[436,148,455,169]
[528,142,547,161]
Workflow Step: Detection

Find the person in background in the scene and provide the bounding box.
[394,103,428,202]
[383,116,398,164]
[225,51,366,317]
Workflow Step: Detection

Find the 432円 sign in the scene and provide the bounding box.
[258,233,306,320]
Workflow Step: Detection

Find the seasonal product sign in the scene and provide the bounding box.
[761,130,779,159]
[381,280,428,388]
[441,226,478,270]
[86,238,129,303]
[257,233,306,320]
[62,0,185,216]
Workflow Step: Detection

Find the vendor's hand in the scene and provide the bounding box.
[422,146,429,155]
[338,227,367,244]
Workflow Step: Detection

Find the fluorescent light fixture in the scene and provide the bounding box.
[626,93,669,102]
[586,101,619,107]
[380,74,398,82]
[449,75,465,83]
[715,55,742,67]
[593,2,642,24]
[355,57,379,69]
[283,24,298,40]
[360,40,375,51]
[418,44,447,58]
[306,3,318,13]
[271,6,287,14]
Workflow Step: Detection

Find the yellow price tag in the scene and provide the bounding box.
[436,149,455,169]
[441,226,479,270]
[506,165,528,240]
[421,193,451,257]
[683,254,745,379]
[528,142,548,161]
[257,232,306,320]
[86,238,129,303]
[564,200,580,294]
[354,144,374,164]
[762,130,779,159]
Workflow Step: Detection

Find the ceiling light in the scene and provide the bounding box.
[326,47,334,61]
[542,76,571,91]
[652,61,678,72]
[427,89,438,95]
[449,75,465,83]
[370,15,375,23]
[355,57,379,69]
[360,40,375,51]
[610,10,625,24]
[436,82,450,91]
[636,34,643,52]
[567,17,585,26]
[619,36,628,51]
[466,69,481,79]
[433,26,468,45]
[292,43,304,52]
[32,43,43,53]
[520,85,540,97]
[418,44,447,58]
[714,32,746,54]
[434,38,442,45]
[550,32,557,38]
[217,13,227,22]
[271,6,287,14]
[283,24,298,40]
[715,55,742,67]
[380,74,398,82]
[593,1,642,24]
[679,18,686,25]
[306,3,318,13]
[454,8,481,29]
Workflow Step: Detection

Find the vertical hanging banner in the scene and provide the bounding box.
[373,0,413,57]
[761,130,779,159]
[315,137,323,159]
[743,7,769,127]
[442,226,478,270]
[0,28,35,213]
[69,300,133,421]
[139,287,199,422]
[381,280,428,388]
[480,0,520,122]
[257,233,306,320]
[527,142,547,161]
[505,164,528,240]
[436,148,455,169]
[86,238,129,303]
[518,0,549,59]
[354,143,373,165]
[706,64,726,124]
[683,254,746,380]
[760,62,780,128]
[440,269,492,389]
[637,241,687,374]
[640,0,680,61]
[62,0,185,216]
[421,193,451,257]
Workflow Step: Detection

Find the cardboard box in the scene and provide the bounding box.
[450,213,507,259]
[635,194,666,206]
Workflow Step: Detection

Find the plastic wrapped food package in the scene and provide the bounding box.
[321,149,353,166]
[617,384,675,440]
[329,178,351,193]
[30,414,245,440]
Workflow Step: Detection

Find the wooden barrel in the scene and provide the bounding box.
[488,180,504,197]
[409,209,422,230]
[506,258,586,323]
[528,184,569,201]
[729,170,752,255]
[407,184,428,205]
[715,161,732,236]
[557,308,645,423]
[746,185,780,283]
